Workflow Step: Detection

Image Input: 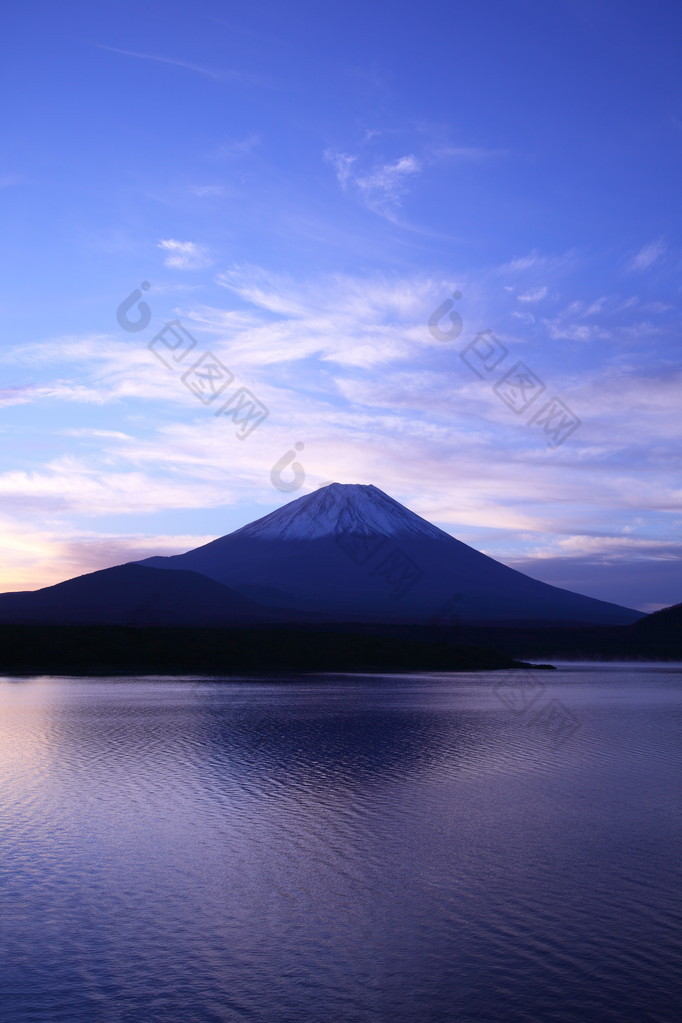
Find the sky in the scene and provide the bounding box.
[1,0,681,612]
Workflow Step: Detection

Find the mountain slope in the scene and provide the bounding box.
[138,483,642,626]
[625,601,682,656]
[0,564,279,626]
[629,601,682,636]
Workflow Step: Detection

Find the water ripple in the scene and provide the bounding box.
[1,668,681,1023]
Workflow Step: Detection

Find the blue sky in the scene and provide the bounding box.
[1,0,681,611]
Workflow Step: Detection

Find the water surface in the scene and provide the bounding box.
[1,665,681,1023]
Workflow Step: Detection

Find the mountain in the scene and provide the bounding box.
[136,483,642,626]
[0,564,280,627]
[0,484,643,629]
[629,600,682,636]
[625,601,682,657]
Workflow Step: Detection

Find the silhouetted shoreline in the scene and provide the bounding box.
[0,623,554,675]
[0,613,679,676]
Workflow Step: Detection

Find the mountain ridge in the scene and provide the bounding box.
[0,564,307,626]
[225,483,452,543]
[137,483,642,626]
[0,484,646,628]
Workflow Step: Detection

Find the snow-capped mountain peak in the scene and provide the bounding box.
[229,483,450,542]
[133,482,642,626]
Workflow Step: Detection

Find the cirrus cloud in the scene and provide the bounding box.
[158,239,213,270]
[325,150,422,220]
[626,239,667,272]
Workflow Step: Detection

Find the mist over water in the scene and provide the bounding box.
[1,666,681,1023]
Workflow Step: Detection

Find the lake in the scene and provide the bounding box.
[1,664,681,1023]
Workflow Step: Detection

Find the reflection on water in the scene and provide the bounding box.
[1,667,681,1023]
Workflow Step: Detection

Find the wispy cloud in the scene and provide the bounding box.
[0,458,231,518]
[213,134,261,159]
[158,239,213,270]
[3,263,680,606]
[96,44,228,81]
[551,536,682,558]
[542,293,668,345]
[189,184,225,198]
[498,249,577,276]
[627,239,667,272]
[213,264,440,366]
[435,145,508,160]
[518,286,548,303]
[325,150,422,220]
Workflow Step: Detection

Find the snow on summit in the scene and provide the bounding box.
[230,483,450,543]
[132,482,642,626]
